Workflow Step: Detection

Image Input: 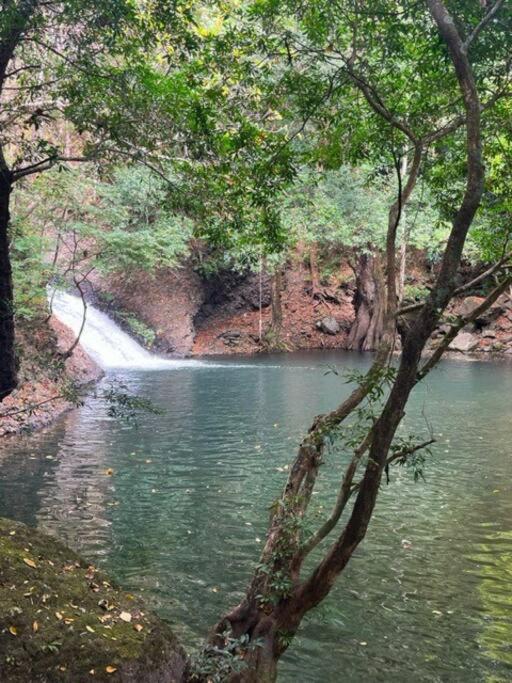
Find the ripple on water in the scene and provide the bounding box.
[0,351,512,682]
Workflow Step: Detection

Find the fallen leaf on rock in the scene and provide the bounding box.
[85,565,96,580]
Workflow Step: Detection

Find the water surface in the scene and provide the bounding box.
[1,350,511,682]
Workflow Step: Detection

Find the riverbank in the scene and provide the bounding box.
[94,259,512,358]
[0,517,186,681]
[0,317,102,437]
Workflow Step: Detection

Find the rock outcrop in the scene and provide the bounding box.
[316,316,341,335]
[449,331,480,352]
[0,518,186,682]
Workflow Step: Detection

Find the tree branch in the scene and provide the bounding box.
[12,155,92,181]
[294,0,485,618]
[464,0,506,51]
[299,429,373,559]
[417,274,512,381]
[398,251,512,316]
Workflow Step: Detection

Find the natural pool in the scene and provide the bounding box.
[0,350,511,682]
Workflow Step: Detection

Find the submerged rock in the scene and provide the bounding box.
[0,518,186,682]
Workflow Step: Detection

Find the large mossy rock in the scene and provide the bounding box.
[0,518,186,682]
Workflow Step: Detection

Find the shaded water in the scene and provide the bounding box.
[1,351,512,681]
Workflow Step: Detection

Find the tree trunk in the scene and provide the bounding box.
[271,267,284,336]
[199,3,488,682]
[347,253,385,351]
[397,155,409,303]
[0,171,16,401]
[308,243,320,297]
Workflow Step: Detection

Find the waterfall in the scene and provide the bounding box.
[51,290,206,370]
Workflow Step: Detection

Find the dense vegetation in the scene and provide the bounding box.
[1,0,512,681]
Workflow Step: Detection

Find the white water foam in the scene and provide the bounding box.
[50,290,208,371]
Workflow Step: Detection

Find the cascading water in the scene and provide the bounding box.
[51,290,207,370]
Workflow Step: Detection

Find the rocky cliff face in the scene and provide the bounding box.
[94,260,512,359]
[96,267,204,356]
[96,260,355,356]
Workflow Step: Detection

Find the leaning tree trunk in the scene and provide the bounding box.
[0,171,16,401]
[347,252,386,351]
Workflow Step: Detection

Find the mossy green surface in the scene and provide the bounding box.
[0,517,186,682]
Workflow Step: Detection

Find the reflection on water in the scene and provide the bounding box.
[0,350,511,682]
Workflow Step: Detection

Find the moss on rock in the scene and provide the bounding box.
[0,518,186,682]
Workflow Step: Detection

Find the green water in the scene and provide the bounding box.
[1,350,511,682]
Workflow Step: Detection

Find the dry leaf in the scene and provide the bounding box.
[105,665,117,674]
[104,468,114,476]
[119,611,132,623]
[23,558,37,569]
[32,621,39,632]
[55,611,63,620]
[9,626,17,636]
[86,625,95,633]
[133,623,143,632]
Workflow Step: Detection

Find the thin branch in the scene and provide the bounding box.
[0,393,66,420]
[417,274,512,381]
[299,429,373,558]
[344,63,418,143]
[61,276,88,358]
[464,0,506,51]
[385,144,423,322]
[12,155,92,181]
[398,251,512,316]
[384,439,436,468]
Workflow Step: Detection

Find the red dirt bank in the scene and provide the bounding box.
[97,260,512,359]
[0,317,101,436]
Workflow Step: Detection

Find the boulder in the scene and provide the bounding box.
[449,331,479,352]
[455,295,503,327]
[456,296,486,318]
[0,518,186,682]
[316,316,340,335]
[219,330,241,339]
[218,330,242,346]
